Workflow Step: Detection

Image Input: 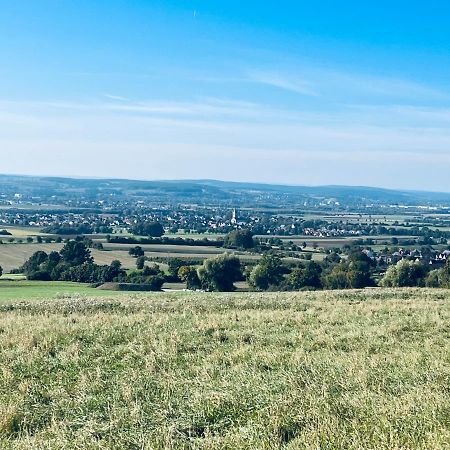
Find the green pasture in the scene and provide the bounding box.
[1,289,450,448]
[0,280,121,301]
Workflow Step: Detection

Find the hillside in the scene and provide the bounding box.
[1,289,450,449]
[2,174,450,208]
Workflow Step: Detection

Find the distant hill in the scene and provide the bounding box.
[0,174,450,208]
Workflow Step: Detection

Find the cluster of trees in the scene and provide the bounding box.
[0,235,64,245]
[42,223,113,235]
[247,250,375,291]
[129,221,164,237]
[175,253,243,291]
[172,250,375,292]
[20,240,164,289]
[173,249,450,292]
[380,258,450,288]
[21,241,116,283]
[112,228,255,250]
[223,229,255,249]
[108,235,223,247]
[41,224,94,235]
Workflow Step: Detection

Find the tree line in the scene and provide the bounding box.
[20,240,165,290]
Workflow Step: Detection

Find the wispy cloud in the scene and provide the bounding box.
[245,65,447,102]
[246,70,319,96]
[103,94,129,102]
[331,72,447,100]
[2,88,450,190]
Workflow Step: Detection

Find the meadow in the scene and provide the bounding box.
[0,280,122,300]
[0,288,450,449]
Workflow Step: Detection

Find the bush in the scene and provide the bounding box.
[28,270,52,281]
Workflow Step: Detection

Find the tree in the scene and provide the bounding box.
[322,266,351,290]
[425,269,442,288]
[438,258,450,288]
[21,250,49,275]
[60,241,93,266]
[178,265,201,290]
[324,252,341,264]
[43,251,61,275]
[198,253,242,291]
[103,260,125,281]
[249,254,284,290]
[287,261,322,290]
[129,246,144,257]
[380,259,427,287]
[0,265,2,277]
[426,258,450,288]
[168,258,185,280]
[346,250,376,288]
[110,260,122,271]
[136,256,146,270]
[130,221,164,237]
[321,251,376,290]
[224,229,254,249]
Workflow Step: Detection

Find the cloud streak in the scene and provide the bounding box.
[246,70,319,96]
[245,66,448,101]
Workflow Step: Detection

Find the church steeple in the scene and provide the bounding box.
[231,208,237,225]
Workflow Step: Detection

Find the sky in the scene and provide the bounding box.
[1,1,450,191]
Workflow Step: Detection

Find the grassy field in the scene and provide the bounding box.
[0,280,122,300]
[0,288,450,448]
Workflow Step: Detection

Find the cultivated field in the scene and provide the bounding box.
[0,243,64,272]
[0,244,159,272]
[0,226,47,238]
[0,243,260,273]
[0,289,450,449]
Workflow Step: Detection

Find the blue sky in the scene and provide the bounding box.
[1,1,450,191]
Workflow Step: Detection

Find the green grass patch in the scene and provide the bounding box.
[0,289,450,448]
[0,280,121,301]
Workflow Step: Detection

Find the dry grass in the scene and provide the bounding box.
[0,289,450,449]
[0,243,64,272]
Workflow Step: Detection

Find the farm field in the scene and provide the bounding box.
[0,226,47,237]
[0,243,145,272]
[0,243,261,272]
[0,243,63,272]
[0,289,450,448]
[103,243,224,254]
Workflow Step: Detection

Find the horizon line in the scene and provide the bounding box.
[1,172,450,197]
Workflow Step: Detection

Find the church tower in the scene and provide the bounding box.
[231,208,237,225]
